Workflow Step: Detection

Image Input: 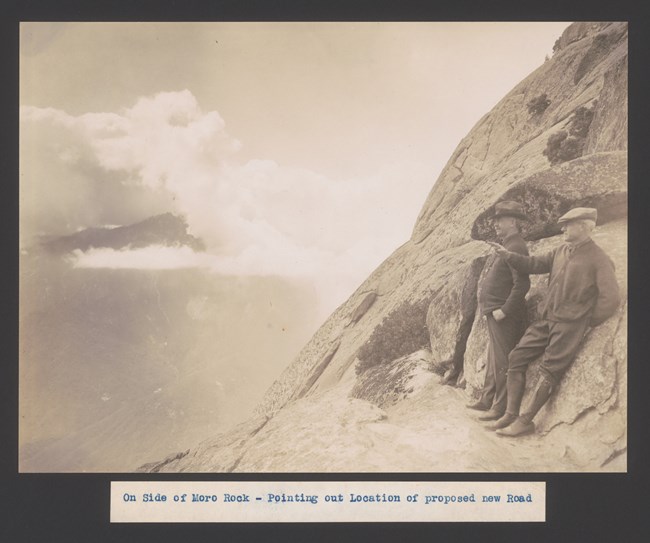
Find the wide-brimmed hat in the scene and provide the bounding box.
[493,200,529,221]
[557,207,597,225]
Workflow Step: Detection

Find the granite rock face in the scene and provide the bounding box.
[411,22,627,249]
[471,152,627,242]
[552,22,612,54]
[584,53,628,154]
[137,415,271,473]
[426,255,487,383]
[140,22,627,473]
[254,239,492,416]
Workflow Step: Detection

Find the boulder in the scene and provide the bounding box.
[426,255,486,383]
[471,151,627,242]
[462,310,490,393]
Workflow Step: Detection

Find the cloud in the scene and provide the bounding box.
[69,244,329,278]
[69,245,213,270]
[21,90,434,315]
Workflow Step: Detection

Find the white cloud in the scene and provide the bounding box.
[22,90,434,315]
[69,245,213,270]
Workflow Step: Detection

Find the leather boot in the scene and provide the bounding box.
[489,371,526,433]
[504,371,526,417]
[484,412,517,430]
[465,399,490,411]
[496,376,554,437]
[477,408,504,421]
[495,417,535,437]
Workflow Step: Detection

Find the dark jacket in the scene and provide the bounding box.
[479,232,530,317]
[505,237,620,326]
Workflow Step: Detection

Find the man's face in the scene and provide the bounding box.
[561,220,585,242]
[494,216,515,237]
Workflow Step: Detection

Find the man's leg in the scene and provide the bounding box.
[497,318,590,436]
[477,313,524,420]
[487,320,550,430]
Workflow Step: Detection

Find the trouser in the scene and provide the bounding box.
[478,312,526,412]
[507,317,590,385]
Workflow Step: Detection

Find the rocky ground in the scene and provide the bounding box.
[144,350,618,473]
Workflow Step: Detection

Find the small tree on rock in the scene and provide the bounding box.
[543,104,596,165]
[527,93,551,115]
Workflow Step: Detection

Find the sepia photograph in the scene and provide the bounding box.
[19,21,627,475]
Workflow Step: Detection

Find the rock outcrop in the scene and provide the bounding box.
[140,22,628,473]
[471,151,627,242]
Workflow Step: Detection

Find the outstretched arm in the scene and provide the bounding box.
[484,241,555,275]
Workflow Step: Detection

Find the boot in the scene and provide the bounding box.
[496,376,554,437]
[465,399,490,411]
[495,417,535,437]
[477,408,504,421]
[489,371,526,433]
[503,371,526,417]
[484,412,517,430]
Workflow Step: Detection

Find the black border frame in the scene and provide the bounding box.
[3,1,649,541]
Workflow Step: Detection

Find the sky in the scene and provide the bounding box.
[20,22,570,318]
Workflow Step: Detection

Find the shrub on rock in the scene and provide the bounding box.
[543,131,585,165]
[543,105,595,165]
[356,299,430,374]
[527,93,551,115]
[569,106,596,138]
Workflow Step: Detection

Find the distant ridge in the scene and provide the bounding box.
[39,212,206,255]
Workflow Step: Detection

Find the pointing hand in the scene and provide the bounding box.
[484,240,509,257]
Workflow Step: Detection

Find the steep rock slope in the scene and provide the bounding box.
[141,22,627,473]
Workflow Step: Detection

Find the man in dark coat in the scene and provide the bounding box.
[465,201,530,421]
[486,207,620,436]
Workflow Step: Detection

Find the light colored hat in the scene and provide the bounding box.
[557,207,597,224]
